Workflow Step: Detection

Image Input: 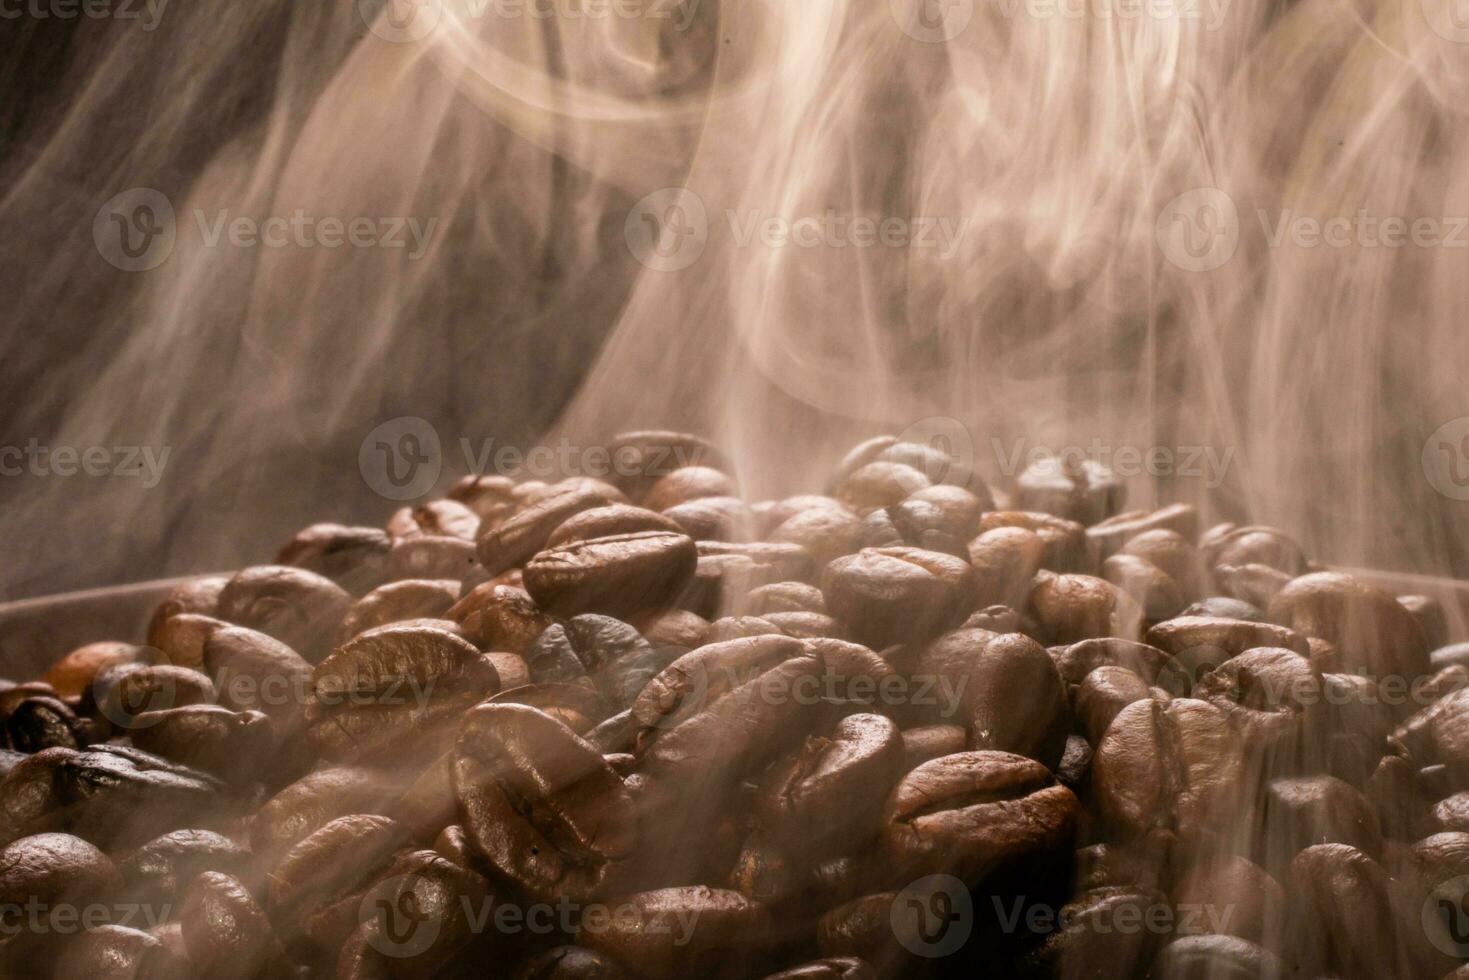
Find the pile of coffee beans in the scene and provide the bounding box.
[3,430,1469,978]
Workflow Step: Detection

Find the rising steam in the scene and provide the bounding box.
[1,0,1466,597]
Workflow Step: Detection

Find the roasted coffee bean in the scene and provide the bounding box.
[771,507,864,567]
[1014,455,1125,526]
[1118,529,1205,599]
[828,436,966,492]
[0,832,122,922]
[745,582,828,616]
[146,575,229,642]
[452,703,636,901]
[1073,829,1174,893]
[754,714,905,854]
[642,466,739,512]
[1268,571,1431,681]
[392,499,481,541]
[976,511,1089,573]
[7,696,83,751]
[448,582,554,655]
[251,765,400,861]
[815,892,906,975]
[56,746,226,848]
[277,524,393,595]
[1016,886,1162,980]
[548,504,684,547]
[53,924,185,980]
[487,682,609,733]
[387,534,481,582]
[336,579,460,644]
[512,945,629,979]
[759,958,876,980]
[1049,637,1177,700]
[1144,615,1309,681]
[131,705,273,779]
[883,750,1079,882]
[579,886,771,980]
[1149,935,1285,980]
[757,496,855,536]
[635,608,710,650]
[1028,572,1141,645]
[148,614,231,676]
[118,828,250,904]
[698,540,816,583]
[1204,525,1306,579]
[662,496,758,542]
[216,565,352,664]
[42,641,147,700]
[355,849,491,978]
[179,871,284,980]
[916,629,1069,767]
[1084,504,1199,561]
[477,480,626,576]
[1172,855,1283,946]
[267,813,405,948]
[1092,699,1242,839]
[524,530,698,619]
[605,431,727,502]
[764,611,845,639]
[1399,593,1449,652]
[1215,562,1293,608]
[631,634,805,737]
[101,665,216,728]
[447,473,519,524]
[529,615,670,709]
[836,462,932,515]
[857,498,969,559]
[1056,734,1094,794]
[1287,843,1410,979]
[970,525,1052,611]
[1077,666,1161,745]
[1177,596,1264,621]
[700,615,781,644]
[1101,553,1185,622]
[1192,647,1318,758]
[306,622,498,762]
[823,547,976,649]
[1432,792,1469,833]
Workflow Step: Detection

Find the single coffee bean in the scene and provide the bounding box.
[1432,792,1469,833]
[757,496,855,536]
[42,642,146,700]
[1177,596,1264,622]
[0,832,122,923]
[1287,843,1408,979]
[915,629,1069,767]
[356,849,491,979]
[524,530,698,620]
[908,484,989,538]
[579,886,771,980]
[836,462,932,515]
[1013,455,1125,526]
[216,565,352,664]
[267,813,405,944]
[1101,554,1185,622]
[604,431,728,502]
[1077,666,1161,746]
[276,524,393,595]
[336,579,459,644]
[1084,504,1200,561]
[976,511,1089,573]
[447,473,519,524]
[1144,616,1310,679]
[883,750,1080,882]
[1399,594,1450,651]
[746,582,828,615]
[1049,637,1177,700]
[452,704,636,901]
[1091,699,1243,840]
[1028,572,1141,645]
[698,540,816,583]
[251,766,402,861]
[117,828,250,904]
[1015,886,1162,980]
[56,746,226,849]
[631,634,804,737]
[447,582,552,655]
[529,615,670,709]
[146,575,230,649]
[1172,854,1283,946]
[1215,562,1293,609]
[149,613,228,673]
[1192,647,1318,758]
[53,924,179,980]
[131,706,273,779]
[662,496,758,543]
[1118,529,1205,600]
[642,466,738,512]
[386,534,481,582]
[548,504,684,547]
[815,892,906,975]
[1204,525,1307,579]
[857,498,969,559]
[477,480,626,576]
[771,507,864,568]
[1268,571,1431,682]
[391,499,481,541]
[179,871,284,980]
[7,696,83,752]
[102,665,216,729]
[823,547,976,649]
